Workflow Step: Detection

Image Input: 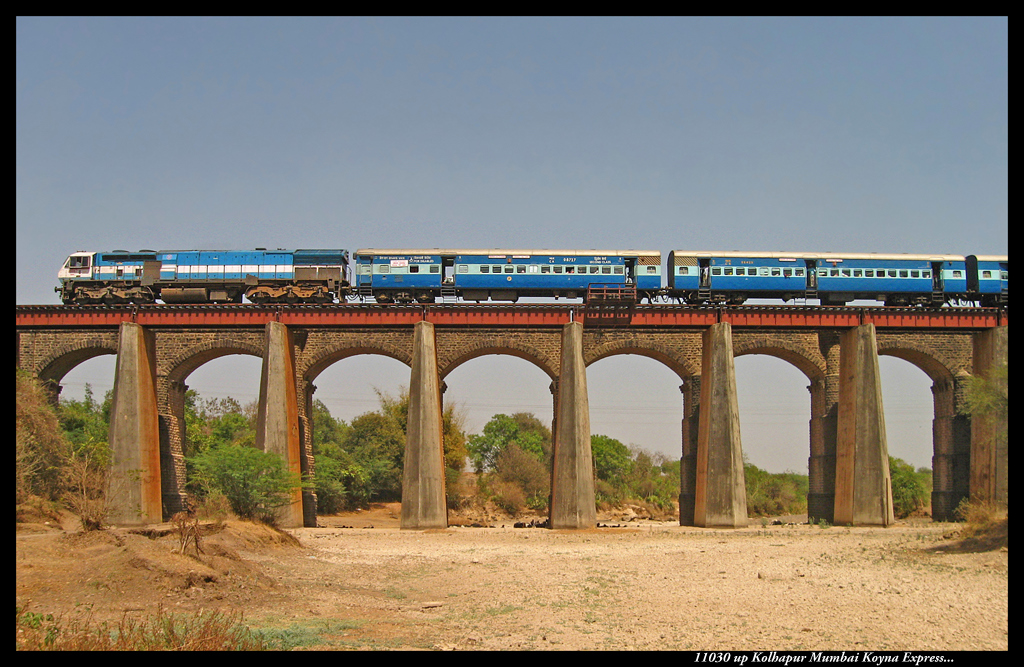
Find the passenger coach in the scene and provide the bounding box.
[353,249,662,303]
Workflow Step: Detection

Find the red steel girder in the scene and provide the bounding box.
[15,304,1006,330]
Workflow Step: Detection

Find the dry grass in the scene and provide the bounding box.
[16,607,269,651]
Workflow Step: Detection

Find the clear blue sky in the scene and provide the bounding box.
[17,17,1007,473]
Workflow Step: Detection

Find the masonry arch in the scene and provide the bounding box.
[439,340,558,383]
[37,336,118,389]
[585,340,697,381]
[874,340,967,520]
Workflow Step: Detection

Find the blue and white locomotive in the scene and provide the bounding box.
[56,247,1006,307]
[56,248,350,304]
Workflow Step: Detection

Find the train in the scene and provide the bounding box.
[55,247,1008,308]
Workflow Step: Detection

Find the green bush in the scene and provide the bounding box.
[744,461,808,517]
[188,444,302,524]
[889,456,930,519]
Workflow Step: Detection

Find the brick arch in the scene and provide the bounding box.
[585,340,698,380]
[38,336,119,385]
[439,341,558,382]
[875,339,959,384]
[303,344,413,384]
[732,336,826,383]
[163,338,265,386]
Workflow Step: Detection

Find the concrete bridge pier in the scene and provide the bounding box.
[835,324,894,526]
[970,326,1008,507]
[401,321,448,529]
[694,322,748,528]
[107,322,163,525]
[256,321,305,528]
[550,321,597,529]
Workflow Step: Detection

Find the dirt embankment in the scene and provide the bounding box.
[16,503,1008,651]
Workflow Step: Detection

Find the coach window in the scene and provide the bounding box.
[554,266,563,274]
[841,269,851,277]
[899,270,908,278]
[852,270,861,277]
[459,265,469,273]
[606,267,614,274]
[911,270,919,278]
[517,265,526,273]
[712,268,722,276]
[541,266,550,274]
[922,270,930,278]
[982,271,992,278]
[772,268,781,276]
[865,270,874,277]
[614,267,623,274]
[796,269,804,276]
[504,266,514,273]
[723,268,733,276]
[480,266,490,273]
[378,265,390,274]
[888,270,898,278]
[409,266,419,273]
[590,266,599,274]
[952,270,962,278]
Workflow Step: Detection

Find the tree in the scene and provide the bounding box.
[467,413,547,473]
[889,456,929,519]
[591,434,631,484]
[189,444,302,524]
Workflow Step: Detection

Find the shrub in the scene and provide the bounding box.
[188,444,302,525]
[889,456,929,519]
[16,370,71,503]
[15,607,268,650]
[495,444,550,511]
[491,480,527,516]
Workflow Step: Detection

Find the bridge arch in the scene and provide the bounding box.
[584,340,698,380]
[438,339,558,382]
[37,336,119,386]
[303,345,412,385]
[162,337,265,386]
[731,335,827,384]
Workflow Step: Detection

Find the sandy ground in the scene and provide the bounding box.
[16,503,1008,651]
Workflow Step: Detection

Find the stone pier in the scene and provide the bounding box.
[256,321,305,528]
[550,321,596,529]
[694,322,748,528]
[835,324,894,526]
[107,322,163,525]
[970,326,1008,506]
[401,321,448,529]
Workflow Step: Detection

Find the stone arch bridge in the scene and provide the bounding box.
[16,305,1007,529]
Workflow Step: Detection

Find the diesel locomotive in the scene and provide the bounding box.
[55,247,1007,308]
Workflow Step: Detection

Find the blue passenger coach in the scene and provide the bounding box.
[966,255,1008,307]
[667,251,817,305]
[354,249,661,303]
